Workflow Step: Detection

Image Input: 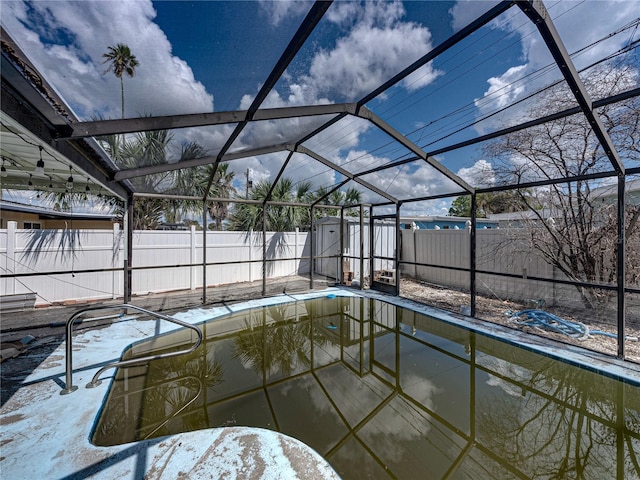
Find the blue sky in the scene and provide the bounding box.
[2,0,639,215]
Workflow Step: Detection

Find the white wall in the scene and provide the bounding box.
[0,223,309,305]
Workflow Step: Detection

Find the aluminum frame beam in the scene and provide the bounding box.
[65,103,355,139]
[296,145,398,203]
[109,81,637,191]
[113,144,288,181]
[134,191,346,209]
[517,0,624,174]
[617,175,625,358]
[356,106,474,193]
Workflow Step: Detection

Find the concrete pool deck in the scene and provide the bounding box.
[0,289,347,480]
[2,287,640,480]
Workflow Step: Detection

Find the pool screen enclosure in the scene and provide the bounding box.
[1,1,639,361]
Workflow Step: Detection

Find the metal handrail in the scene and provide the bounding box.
[60,303,203,395]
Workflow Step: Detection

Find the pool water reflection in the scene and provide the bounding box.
[92,296,640,479]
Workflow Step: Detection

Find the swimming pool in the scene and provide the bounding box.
[92,295,640,479]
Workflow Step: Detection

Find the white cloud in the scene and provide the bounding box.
[231,1,444,185]
[251,1,442,104]
[476,65,528,110]
[303,15,441,100]
[468,0,640,122]
[449,0,501,32]
[2,1,213,120]
[457,159,496,187]
[327,0,406,28]
[257,0,310,27]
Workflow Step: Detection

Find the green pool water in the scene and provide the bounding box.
[92,296,640,479]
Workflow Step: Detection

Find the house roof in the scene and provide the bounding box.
[0,200,116,221]
[401,215,497,224]
[589,177,640,203]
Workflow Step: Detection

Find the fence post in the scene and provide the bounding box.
[202,208,207,304]
[310,208,315,289]
[295,227,299,275]
[359,205,364,290]
[249,229,254,282]
[6,221,17,295]
[412,228,417,278]
[190,225,196,290]
[124,195,133,302]
[112,223,120,299]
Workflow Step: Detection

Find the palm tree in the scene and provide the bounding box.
[206,163,236,230]
[312,185,362,219]
[166,157,237,230]
[102,44,140,119]
[227,179,364,231]
[232,305,328,377]
[97,130,174,229]
[165,142,209,224]
[227,177,312,232]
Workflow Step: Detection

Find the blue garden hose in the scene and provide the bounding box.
[506,309,637,341]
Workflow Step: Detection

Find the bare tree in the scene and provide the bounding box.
[485,60,640,309]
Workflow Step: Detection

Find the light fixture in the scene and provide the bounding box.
[35,146,45,175]
[97,188,103,198]
[66,166,74,190]
[28,174,34,190]
[1,160,7,178]
[48,176,53,191]
[85,178,90,193]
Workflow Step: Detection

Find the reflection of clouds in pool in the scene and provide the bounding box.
[401,373,440,411]
[284,375,335,416]
[279,381,294,397]
[312,341,341,366]
[357,374,442,459]
[362,396,435,460]
[482,356,530,397]
[238,356,254,372]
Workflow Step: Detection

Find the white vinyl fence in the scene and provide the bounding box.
[1,222,309,306]
[400,228,588,309]
[314,218,396,283]
[2,219,623,311]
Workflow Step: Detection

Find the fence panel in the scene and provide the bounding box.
[1,225,309,305]
[2,225,123,304]
[132,229,193,293]
[401,229,568,306]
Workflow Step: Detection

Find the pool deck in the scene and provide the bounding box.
[2,287,640,480]
[1,289,346,480]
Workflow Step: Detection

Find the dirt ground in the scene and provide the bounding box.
[399,278,640,363]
